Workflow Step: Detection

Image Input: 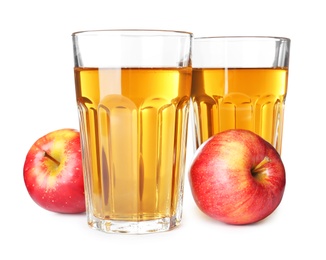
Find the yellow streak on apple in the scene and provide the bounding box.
[218,140,251,192]
[43,138,67,189]
[217,139,269,193]
[220,141,247,170]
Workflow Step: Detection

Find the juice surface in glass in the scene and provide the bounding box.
[191,67,288,154]
[75,67,191,222]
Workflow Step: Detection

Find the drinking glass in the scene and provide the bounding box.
[191,36,290,154]
[72,30,192,234]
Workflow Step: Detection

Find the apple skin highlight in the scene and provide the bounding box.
[23,129,85,214]
[189,129,286,225]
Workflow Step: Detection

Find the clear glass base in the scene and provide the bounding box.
[87,215,180,234]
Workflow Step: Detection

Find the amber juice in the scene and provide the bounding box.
[191,68,288,154]
[74,67,191,224]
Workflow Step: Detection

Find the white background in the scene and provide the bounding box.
[1,0,325,259]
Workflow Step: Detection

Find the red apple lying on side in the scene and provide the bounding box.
[189,129,286,225]
[23,128,85,214]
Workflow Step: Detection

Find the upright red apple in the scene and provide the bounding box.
[23,128,85,214]
[189,129,286,225]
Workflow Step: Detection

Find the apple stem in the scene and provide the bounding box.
[44,151,60,166]
[252,156,271,174]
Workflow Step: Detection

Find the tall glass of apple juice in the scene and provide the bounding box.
[72,30,192,234]
[191,36,290,154]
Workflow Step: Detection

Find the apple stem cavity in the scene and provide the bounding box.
[44,151,60,166]
[252,156,271,177]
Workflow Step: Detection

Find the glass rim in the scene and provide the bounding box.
[194,35,290,42]
[72,29,193,37]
